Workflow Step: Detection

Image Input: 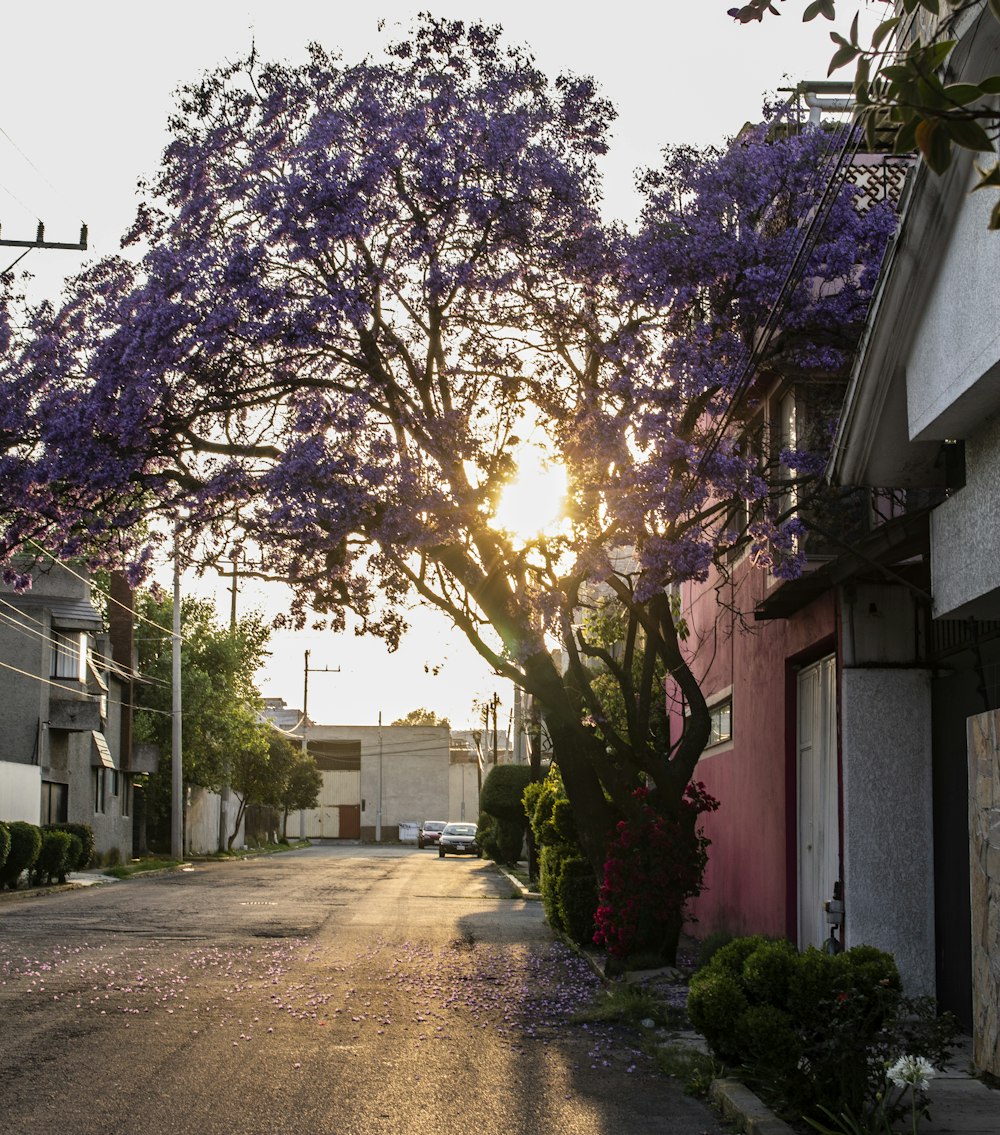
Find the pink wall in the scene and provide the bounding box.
[675,563,836,942]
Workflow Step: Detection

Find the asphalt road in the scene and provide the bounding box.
[0,844,723,1135]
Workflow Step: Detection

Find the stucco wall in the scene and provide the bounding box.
[906,163,1000,442]
[684,565,836,941]
[307,724,450,839]
[841,668,936,995]
[931,411,1000,619]
[0,760,41,823]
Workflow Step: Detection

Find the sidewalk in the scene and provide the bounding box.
[708,1027,1000,1135]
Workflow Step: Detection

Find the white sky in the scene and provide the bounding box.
[0,1,881,729]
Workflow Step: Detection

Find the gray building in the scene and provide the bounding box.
[0,561,133,862]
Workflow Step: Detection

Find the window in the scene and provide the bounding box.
[42,780,69,824]
[94,767,106,814]
[51,630,86,681]
[708,699,733,747]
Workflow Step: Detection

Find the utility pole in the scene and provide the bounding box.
[301,650,341,753]
[376,711,383,842]
[170,530,183,861]
[0,220,88,250]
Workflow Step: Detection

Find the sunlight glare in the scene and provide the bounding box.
[492,449,568,540]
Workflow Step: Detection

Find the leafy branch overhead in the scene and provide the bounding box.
[727,0,1000,227]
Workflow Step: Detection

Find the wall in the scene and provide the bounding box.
[841,668,936,995]
[448,757,480,823]
[0,760,41,823]
[932,412,1000,619]
[306,724,450,840]
[967,709,1000,1077]
[682,563,836,942]
[185,786,244,854]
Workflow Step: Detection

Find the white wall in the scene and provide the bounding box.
[0,760,41,823]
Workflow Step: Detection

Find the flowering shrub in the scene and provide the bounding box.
[593,782,719,964]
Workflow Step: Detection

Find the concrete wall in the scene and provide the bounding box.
[682,562,837,942]
[967,709,1000,1077]
[932,412,1000,619]
[306,724,450,840]
[841,668,936,995]
[449,758,480,823]
[0,760,41,823]
[185,786,244,855]
[906,163,1000,442]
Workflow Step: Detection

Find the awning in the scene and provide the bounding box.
[91,731,116,769]
[49,598,104,632]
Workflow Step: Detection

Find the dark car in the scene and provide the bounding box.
[418,820,447,849]
[438,822,480,858]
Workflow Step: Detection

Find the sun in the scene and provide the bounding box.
[492,448,568,541]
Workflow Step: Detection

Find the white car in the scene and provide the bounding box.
[437,822,480,857]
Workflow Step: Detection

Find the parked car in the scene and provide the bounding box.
[418,820,447,849]
[438,822,479,858]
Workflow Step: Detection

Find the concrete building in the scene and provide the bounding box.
[0,562,133,862]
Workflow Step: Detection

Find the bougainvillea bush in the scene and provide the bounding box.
[594,783,719,965]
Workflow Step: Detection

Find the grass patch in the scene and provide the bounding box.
[653,1042,722,1097]
[103,857,182,879]
[571,981,665,1028]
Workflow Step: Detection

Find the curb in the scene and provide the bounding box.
[710,1078,797,1135]
[495,863,542,899]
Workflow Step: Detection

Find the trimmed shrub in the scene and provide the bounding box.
[687,935,953,1121]
[539,845,565,933]
[44,823,95,869]
[0,821,42,889]
[480,763,532,822]
[556,856,598,946]
[32,829,75,885]
[480,764,532,865]
[0,821,10,872]
[686,970,750,1063]
[742,938,798,1006]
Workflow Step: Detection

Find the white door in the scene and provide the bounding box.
[797,654,839,949]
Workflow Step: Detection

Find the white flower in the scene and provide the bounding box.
[887,1055,936,1091]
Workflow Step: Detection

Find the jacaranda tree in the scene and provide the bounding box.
[0,17,896,954]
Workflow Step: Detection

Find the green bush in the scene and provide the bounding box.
[0,822,10,872]
[32,829,75,885]
[556,856,598,946]
[480,764,532,866]
[687,935,952,1121]
[742,938,798,1005]
[44,823,95,869]
[539,844,566,932]
[480,763,532,821]
[686,971,750,1063]
[0,821,42,889]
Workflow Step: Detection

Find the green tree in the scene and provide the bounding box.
[276,740,323,839]
[390,708,451,728]
[133,593,272,847]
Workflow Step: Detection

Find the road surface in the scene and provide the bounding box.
[0,844,723,1134]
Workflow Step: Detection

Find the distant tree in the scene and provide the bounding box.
[133,593,271,846]
[390,708,451,729]
[278,744,323,839]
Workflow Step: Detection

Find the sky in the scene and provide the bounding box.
[0,1,881,730]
